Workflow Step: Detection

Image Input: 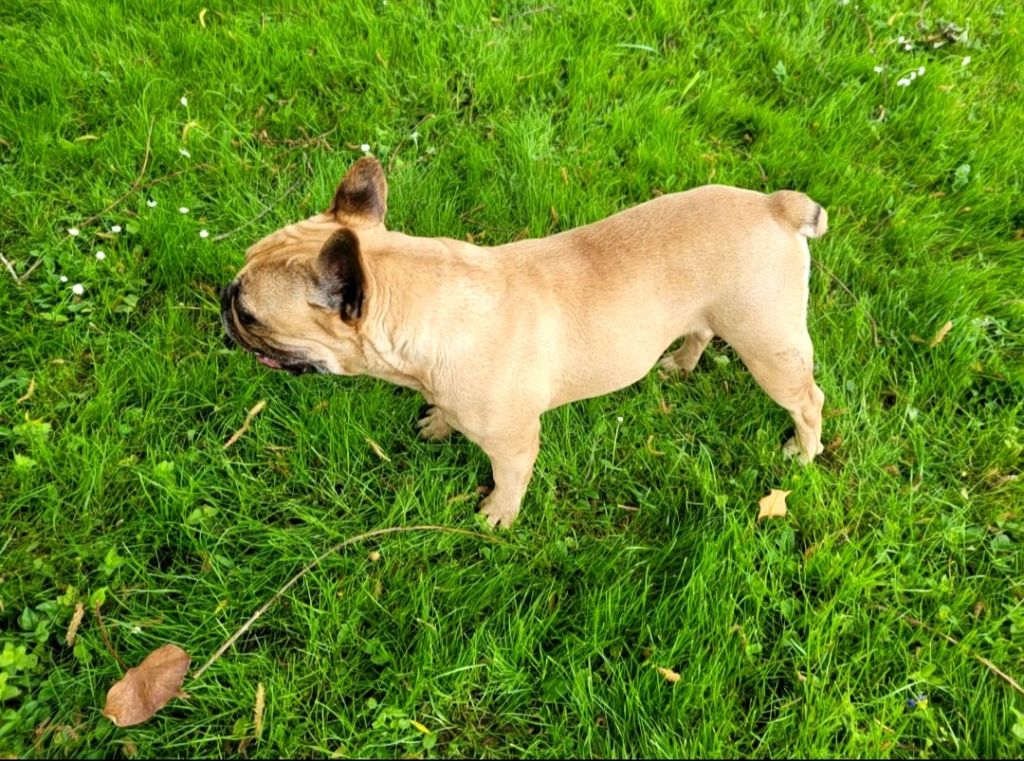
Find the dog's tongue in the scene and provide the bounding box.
[257,355,282,369]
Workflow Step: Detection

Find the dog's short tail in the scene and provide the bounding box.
[769,190,828,238]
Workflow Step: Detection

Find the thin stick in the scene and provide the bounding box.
[0,254,18,282]
[17,256,44,284]
[812,256,881,346]
[93,601,127,671]
[223,399,267,449]
[80,118,155,228]
[191,524,503,681]
[212,172,306,242]
[884,607,1024,698]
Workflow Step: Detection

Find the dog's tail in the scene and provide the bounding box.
[769,190,828,238]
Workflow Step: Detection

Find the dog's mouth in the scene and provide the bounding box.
[220,283,323,376]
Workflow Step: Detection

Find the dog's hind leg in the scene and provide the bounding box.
[729,331,824,463]
[659,328,714,374]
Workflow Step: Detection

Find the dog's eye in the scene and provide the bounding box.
[236,305,259,328]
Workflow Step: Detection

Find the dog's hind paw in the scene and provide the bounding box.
[782,436,823,464]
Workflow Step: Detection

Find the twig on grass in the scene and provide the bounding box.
[191,524,504,681]
[212,169,307,242]
[0,254,18,282]
[223,399,267,449]
[881,605,1024,697]
[93,601,127,672]
[812,256,881,346]
[79,119,155,229]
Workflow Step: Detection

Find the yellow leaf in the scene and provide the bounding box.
[656,666,681,683]
[410,719,432,735]
[757,489,791,522]
[199,8,208,27]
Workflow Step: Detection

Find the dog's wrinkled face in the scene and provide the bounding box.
[220,157,388,376]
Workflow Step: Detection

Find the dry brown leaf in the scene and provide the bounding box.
[656,666,681,683]
[929,320,953,348]
[223,399,267,449]
[365,437,391,462]
[102,644,191,727]
[65,602,85,647]
[757,489,790,522]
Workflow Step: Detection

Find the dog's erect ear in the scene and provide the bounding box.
[316,229,365,323]
[327,157,387,226]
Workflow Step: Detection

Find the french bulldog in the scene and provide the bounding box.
[221,157,827,527]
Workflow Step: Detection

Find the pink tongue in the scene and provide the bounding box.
[257,355,282,369]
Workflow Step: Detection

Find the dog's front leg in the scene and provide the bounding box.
[473,420,541,529]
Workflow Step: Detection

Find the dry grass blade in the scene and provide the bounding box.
[656,666,681,683]
[365,436,391,462]
[65,602,85,647]
[16,377,36,404]
[929,320,953,348]
[253,682,265,739]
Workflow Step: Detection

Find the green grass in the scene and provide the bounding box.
[1,0,1023,756]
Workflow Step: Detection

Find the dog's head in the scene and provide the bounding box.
[220,157,387,376]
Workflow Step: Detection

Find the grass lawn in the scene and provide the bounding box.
[2,0,1023,756]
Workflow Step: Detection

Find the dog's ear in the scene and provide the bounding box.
[316,229,365,323]
[328,157,388,226]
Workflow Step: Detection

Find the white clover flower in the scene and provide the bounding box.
[962,56,971,66]
[616,416,624,423]
[72,283,84,295]
[360,143,371,153]
[180,96,188,106]
[95,251,106,261]
[897,35,905,44]
[873,65,884,73]
[896,77,911,87]
[147,199,157,208]
[179,148,191,158]
[59,275,68,283]
[199,229,209,238]
[67,227,79,236]
[111,224,122,233]
[909,71,917,80]
[179,207,190,214]
[918,66,925,76]
[903,43,912,51]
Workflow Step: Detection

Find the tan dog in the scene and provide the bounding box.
[221,157,827,527]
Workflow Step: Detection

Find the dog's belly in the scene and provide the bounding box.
[547,325,685,408]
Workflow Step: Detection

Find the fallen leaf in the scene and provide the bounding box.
[65,602,85,647]
[645,434,665,456]
[102,644,191,727]
[223,399,267,449]
[199,7,207,27]
[410,719,432,735]
[365,437,391,462]
[368,550,381,562]
[757,489,790,522]
[656,666,681,683]
[929,320,953,348]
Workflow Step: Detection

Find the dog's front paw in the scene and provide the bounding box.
[782,436,823,464]
[478,494,519,529]
[416,405,453,441]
